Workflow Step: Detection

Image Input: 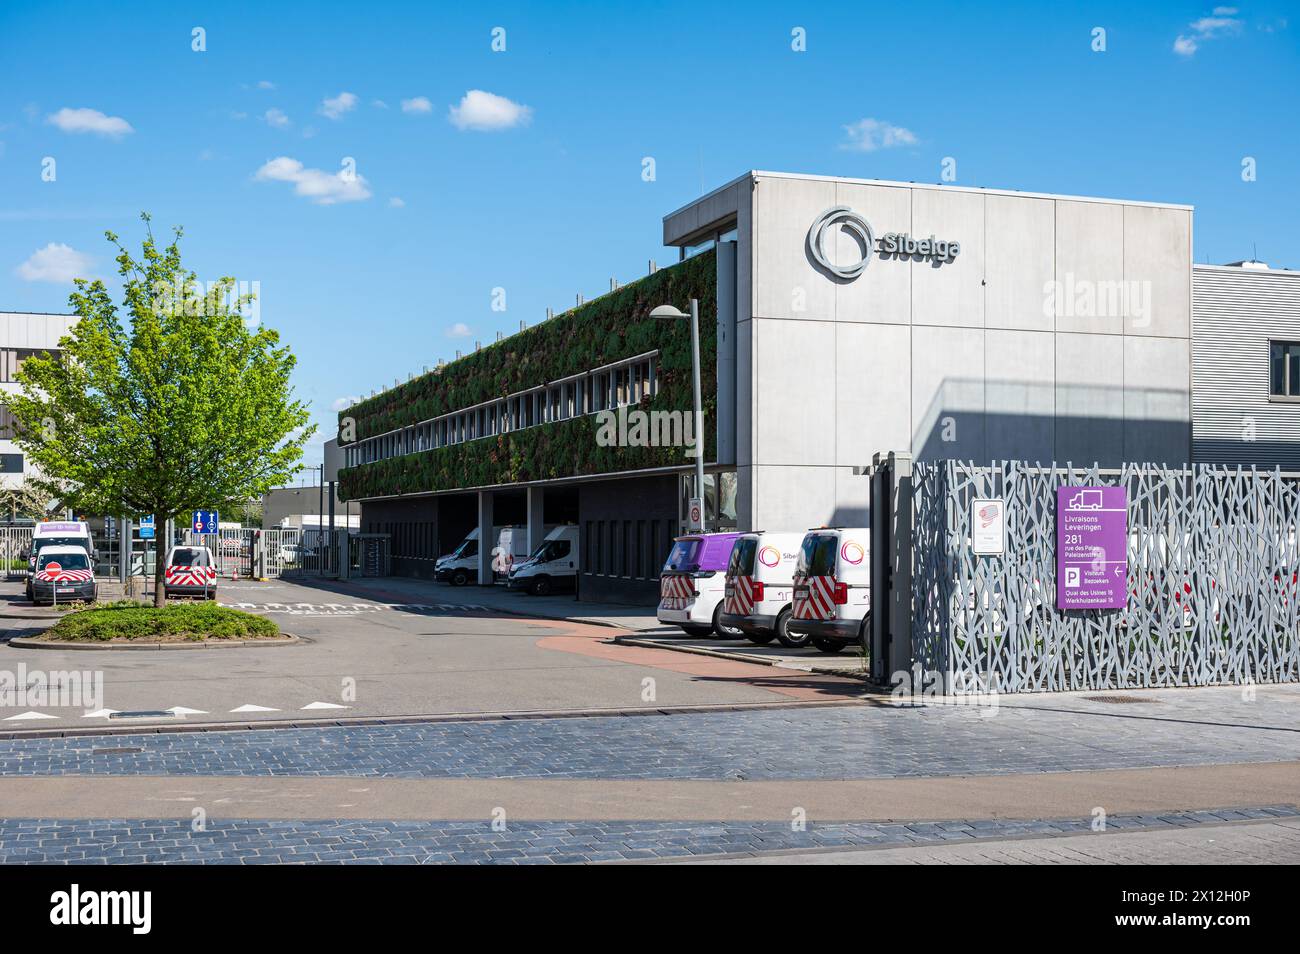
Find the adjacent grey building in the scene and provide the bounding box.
[0,311,80,489]
[1192,262,1300,469]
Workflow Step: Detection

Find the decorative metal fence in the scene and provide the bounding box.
[912,460,1300,692]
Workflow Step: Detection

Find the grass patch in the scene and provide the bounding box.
[45,600,281,643]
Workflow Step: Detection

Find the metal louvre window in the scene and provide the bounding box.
[1270,340,1300,398]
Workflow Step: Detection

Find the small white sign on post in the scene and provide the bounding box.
[687,497,704,532]
[971,498,1005,555]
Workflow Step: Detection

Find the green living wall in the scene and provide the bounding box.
[337,249,717,500]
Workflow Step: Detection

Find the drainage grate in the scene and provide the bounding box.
[109,710,176,719]
[1082,695,1159,704]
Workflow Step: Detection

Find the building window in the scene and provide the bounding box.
[1270,341,1300,398]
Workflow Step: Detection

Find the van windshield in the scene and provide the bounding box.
[451,539,478,560]
[663,538,701,572]
[727,538,757,577]
[531,539,571,562]
[39,552,90,571]
[798,534,838,577]
[170,549,209,567]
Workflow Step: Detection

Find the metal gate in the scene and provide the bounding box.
[185,528,255,578]
[0,527,33,580]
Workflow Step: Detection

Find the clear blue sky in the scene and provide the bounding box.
[1,1,1296,473]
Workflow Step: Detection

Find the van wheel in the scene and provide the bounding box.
[712,604,743,639]
[774,607,812,649]
[529,576,552,597]
[450,569,469,587]
[812,637,847,654]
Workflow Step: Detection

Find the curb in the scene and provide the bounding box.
[7,634,305,651]
[613,635,876,683]
[0,698,867,741]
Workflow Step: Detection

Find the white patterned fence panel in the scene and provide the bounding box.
[911,461,1300,692]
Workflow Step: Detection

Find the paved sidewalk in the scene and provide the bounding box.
[291,574,669,632]
[679,816,1300,865]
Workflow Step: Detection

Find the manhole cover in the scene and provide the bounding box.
[1082,695,1159,704]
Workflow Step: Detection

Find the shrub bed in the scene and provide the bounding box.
[45,601,281,642]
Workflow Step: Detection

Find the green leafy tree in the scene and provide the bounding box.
[10,215,313,604]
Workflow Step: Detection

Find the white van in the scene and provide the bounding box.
[656,532,744,637]
[787,527,872,654]
[163,544,217,599]
[508,525,578,595]
[436,527,491,586]
[718,532,806,647]
[25,521,95,600]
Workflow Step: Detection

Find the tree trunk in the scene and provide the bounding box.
[153,517,167,607]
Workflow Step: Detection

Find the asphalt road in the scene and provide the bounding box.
[0,577,867,730]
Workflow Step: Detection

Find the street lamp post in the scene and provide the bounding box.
[650,299,706,532]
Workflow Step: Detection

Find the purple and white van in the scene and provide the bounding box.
[656,532,742,637]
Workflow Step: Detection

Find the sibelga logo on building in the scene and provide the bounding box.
[808,205,961,280]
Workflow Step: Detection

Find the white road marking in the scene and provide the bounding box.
[229,704,280,713]
[301,701,349,710]
[3,711,58,721]
[165,706,208,716]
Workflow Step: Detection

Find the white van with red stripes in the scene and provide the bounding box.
[787,528,871,654]
[656,532,742,637]
[718,532,808,647]
[163,545,218,599]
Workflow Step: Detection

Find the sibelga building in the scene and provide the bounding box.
[335,170,1297,603]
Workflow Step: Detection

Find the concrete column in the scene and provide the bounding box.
[476,490,494,585]
[526,486,545,553]
[869,451,914,685]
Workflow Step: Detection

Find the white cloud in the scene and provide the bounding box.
[446,322,472,338]
[1174,8,1244,55]
[254,156,372,205]
[15,243,95,283]
[448,90,532,131]
[46,107,133,138]
[372,99,389,109]
[318,91,358,120]
[839,118,918,152]
[388,197,406,208]
[330,396,360,412]
[401,96,433,114]
[257,80,276,90]
[263,108,290,128]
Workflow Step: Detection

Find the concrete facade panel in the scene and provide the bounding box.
[910,188,985,329]
[985,195,1055,332]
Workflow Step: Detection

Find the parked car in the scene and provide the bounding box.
[25,521,95,601]
[787,527,872,653]
[656,532,743,637]
[718,531,805,646]
[29,545,97,606]
[163,545,217,599]
[508,526,578,595]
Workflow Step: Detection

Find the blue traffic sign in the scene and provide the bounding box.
[139,514,155,539]
[192,510,220,533]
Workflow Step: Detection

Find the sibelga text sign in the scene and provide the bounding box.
[1056,485,1128,610]
[808,205,960,280]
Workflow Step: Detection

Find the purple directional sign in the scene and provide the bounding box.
[1056,485,1128,610]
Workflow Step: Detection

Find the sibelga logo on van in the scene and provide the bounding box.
[808,205,960,280]
[840,541,865,565]
[758,545,781,567]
